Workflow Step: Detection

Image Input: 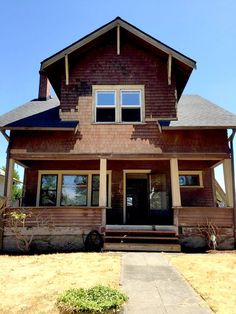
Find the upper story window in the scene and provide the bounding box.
[93,85,144,123]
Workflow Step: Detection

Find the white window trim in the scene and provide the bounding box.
[36,170,112,207]
[92,85,145,123]
[178,171,204,188]
[123,169,151,224]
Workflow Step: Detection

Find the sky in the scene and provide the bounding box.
[0,0,236,187]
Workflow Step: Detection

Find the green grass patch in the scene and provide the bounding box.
[56,285,128,313]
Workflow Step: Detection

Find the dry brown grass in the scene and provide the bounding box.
[0,252,121,314]
[169,252,236,314]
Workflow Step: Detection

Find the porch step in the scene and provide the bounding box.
[103,242,181,252]
[103,228,181,252]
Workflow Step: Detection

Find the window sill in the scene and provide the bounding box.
[180,186,204,189]
[92,122,146,125]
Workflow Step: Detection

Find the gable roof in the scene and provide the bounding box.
[41,17,196,71]
[0,95,235,131]
[0,98,77,130]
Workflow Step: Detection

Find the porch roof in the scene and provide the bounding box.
[0,97,77,130]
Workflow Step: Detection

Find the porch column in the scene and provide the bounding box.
[170,158,181,207]
[223,159,234,207]
[5,158,15,206]
[99,158,107,228]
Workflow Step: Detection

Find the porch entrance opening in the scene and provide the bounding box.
[125,173,172,225]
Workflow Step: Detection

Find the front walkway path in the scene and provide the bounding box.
[121,253,212,314]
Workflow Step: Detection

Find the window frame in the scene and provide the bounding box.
[178,171,204,188]
[39,174,58,206]
[36,170,112,207]
[92,85,145,124]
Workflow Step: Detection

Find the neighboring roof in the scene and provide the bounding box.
[0,169,22,183]
[0,98,77,130]
[168,95,236,129]
[41,16,196,71]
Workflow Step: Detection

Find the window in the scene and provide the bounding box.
[39,174,58,206]
[93,85,144,123]
[91,174,99,206]
[61,175,88,206]
[96,91,116,122]
[37,171,111,207]
[121,91,141,122]
[179,171,203,188]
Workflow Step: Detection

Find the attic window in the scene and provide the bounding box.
[93,85,144,123]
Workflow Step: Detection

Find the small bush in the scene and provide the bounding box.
[56,285,128,313]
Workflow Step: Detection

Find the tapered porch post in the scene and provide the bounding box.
[99,158,107,228]
[5,158,15,206]
[170,158,181,207]
[223,159,234,207]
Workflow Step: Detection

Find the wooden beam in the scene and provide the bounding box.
[167,54,172,85]
[170,158,181,207]
[223,159,234,207]
[65,54,69,85]
[1,130,9,141]
[99,159,107,227]
[6,158,14,206]
[117,25,120,55]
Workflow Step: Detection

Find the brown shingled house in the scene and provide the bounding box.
[1,17,236,252]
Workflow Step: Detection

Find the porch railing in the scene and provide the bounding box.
[174,206,234,228]
[3,206,106,230]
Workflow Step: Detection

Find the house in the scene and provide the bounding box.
[0,17,235,252]
[0,169,22,200]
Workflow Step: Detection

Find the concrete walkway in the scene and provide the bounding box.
[121,253,212,314]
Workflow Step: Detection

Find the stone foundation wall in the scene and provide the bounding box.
[3,226,101,253]
[179,226,235,251]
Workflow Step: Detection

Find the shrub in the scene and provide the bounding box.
[56,285,128,313]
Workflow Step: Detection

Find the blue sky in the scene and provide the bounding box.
[0,0,235,185]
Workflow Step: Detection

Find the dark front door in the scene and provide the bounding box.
[126,173,173,225]
[126,175,149,224]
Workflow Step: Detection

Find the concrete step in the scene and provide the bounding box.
[104,242,181,252]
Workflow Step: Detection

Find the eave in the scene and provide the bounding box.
[40,17,196,71]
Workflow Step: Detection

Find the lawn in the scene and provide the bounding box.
[0,252,121,314]
[169,252,236,314]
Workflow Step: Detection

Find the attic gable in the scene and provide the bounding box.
[40,17,196,100]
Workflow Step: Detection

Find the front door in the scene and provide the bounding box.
[126,174,149,224]
[125,173,172,225]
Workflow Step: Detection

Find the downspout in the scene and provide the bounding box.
[228,129,236,246]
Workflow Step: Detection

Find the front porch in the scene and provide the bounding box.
[1,156,235,252]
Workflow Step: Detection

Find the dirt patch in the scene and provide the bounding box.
[169,252,236,314]
[0,252,121,314]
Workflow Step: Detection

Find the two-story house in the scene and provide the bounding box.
[1,17,236,252]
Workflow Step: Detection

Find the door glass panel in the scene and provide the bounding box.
[149,174,168,210]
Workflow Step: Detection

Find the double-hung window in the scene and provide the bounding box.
[93,85,144,123]
[121,90,141,122]
[96,91,116,122]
